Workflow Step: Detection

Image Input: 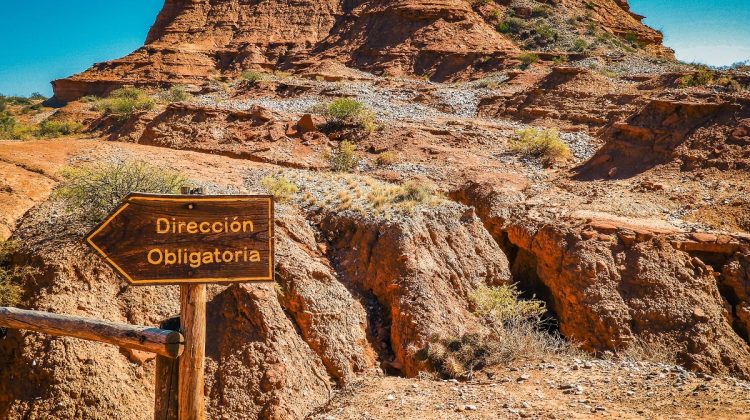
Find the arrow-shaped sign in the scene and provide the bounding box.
[86,193,274,285]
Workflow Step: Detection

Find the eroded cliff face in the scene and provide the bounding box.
[51,0,669,102]
[0,193,512,418]
[454,181,750,380]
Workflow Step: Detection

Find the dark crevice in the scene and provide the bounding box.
[309,215,401,376]
[688,251,750,344]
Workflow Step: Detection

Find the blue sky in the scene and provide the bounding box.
[0,1,161,97]
[630,0,750,66]
[0,1,749,97]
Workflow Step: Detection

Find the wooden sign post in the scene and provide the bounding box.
[86,190,274,420]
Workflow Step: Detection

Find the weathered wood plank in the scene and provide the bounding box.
[178,284,206,420]
[85,193,275,285]
[156,316,181,420]
[0,307,184,358]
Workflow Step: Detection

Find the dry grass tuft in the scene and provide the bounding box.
[261,175,299,203]
[419,284,576,379]
[510,128,571,165]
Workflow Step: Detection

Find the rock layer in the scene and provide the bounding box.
[51,0,667,102]
[455,181,750,379]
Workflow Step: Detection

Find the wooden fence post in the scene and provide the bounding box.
[155,316,180,420]
[178,186,206,420]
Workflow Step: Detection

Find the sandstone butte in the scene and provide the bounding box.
[2,0,750,419]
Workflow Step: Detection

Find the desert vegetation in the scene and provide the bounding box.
[240,71,266,85]
[91,87,155,117]
[54,161,186,225]
[0,94,82,140]
[419,284,573,379]
[510,128,571,164]
[261,175,298,203]
[158,85,191,103]
[250,170,444,218]
[328,140,359,172]
[319,98,376,133]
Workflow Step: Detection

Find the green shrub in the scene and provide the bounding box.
[624,33,639,45]
[92,88,155,117]
[470,284,546,326]
[261,176,298,203]
[240,71,266,85]
[718,77,744,93]
[0,116,35,141]
[534,24,557,42]
[531,6,550,17]
[393,180,434,205]
[324,98,376,132]
[54,161,186,225]
[497,17,525,34]
[510,128,571,164]
[678,67,716,87]
[328,140,359,172]
[572,38,588,52]
[518,52,540,68]
[488,8,501,21]
[375,151,397,166]
[38,120,83,138]
[29,92,46,101]
[159,85,191,103]
[0,111,15,135]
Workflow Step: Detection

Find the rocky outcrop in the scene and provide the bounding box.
[319,205,512,376]
[478,67,648,130]
[274,211,376,383]
[579,97,750,178]
[1,187,514,417]
[315,0,520,80]
[102,103,329,169]
[52,0,346,102]
[52,0,669,102]
[563,0,665,47]
[455,181,750,379]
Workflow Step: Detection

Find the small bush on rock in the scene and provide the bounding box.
[375,151,397,166]
[510,128,571,165]
[261,176,299,203]
[678,66,715,87]
[497,17,525,34]
[38,120,83,138]
[518,52,540,69]
[419,284,571,379]
[323,98,376,133]
[240,71,266,85]
[92,88,155,118]
[54,161,186,225]
[328,140,359,172]
[159,85,191,103]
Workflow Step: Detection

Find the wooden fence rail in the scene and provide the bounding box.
[0,306,184,358]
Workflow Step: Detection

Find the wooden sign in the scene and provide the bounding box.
[86,194,274,285]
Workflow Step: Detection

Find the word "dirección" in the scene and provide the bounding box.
[156,217,254,235]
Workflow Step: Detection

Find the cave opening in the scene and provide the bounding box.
[496,231,562,334]
[688,251,749,344]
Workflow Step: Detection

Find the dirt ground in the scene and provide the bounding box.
[312,356,750,419]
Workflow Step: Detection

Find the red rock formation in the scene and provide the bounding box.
[579,97,750,178]
[319,205,512,376]
[478,67,648,130]
[315,0,520,80]
[102,103,330,169]
[51,0,669,102]
[454,181,750,379]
